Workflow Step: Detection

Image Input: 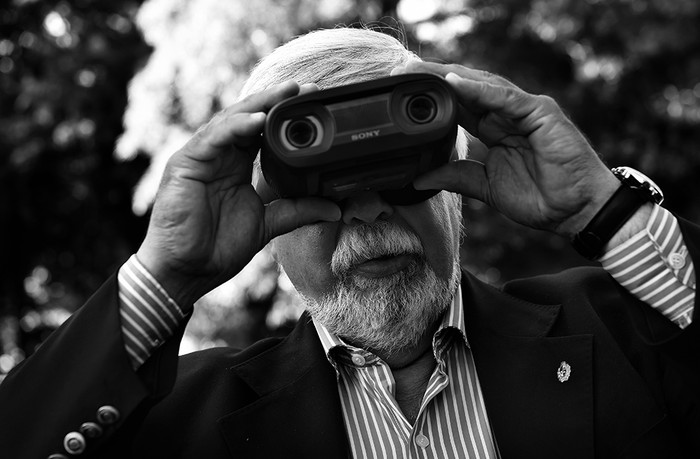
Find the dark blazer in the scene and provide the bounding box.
[2,219,699,458]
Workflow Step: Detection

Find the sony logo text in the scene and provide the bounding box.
[351,129,380,141]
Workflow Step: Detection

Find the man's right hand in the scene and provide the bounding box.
[135,81,341,309]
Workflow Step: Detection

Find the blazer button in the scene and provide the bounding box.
[63,431,86,455]
[80,421,104,439]
[96,405,120,425]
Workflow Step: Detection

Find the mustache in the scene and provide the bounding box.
[331,221,424,276]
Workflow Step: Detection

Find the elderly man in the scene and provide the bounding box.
[1,27,698,458]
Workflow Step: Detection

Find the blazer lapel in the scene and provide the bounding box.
[462,271,667,458]
[461,271,594,458]
[217,314,348,458]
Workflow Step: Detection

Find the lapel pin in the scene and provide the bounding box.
[557,361,572,383]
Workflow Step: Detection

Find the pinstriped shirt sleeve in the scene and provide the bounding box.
[117,255,187,370]
[599,205,696,329]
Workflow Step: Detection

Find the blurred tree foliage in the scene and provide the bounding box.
[0,0,152,380]
[2,0,699,379]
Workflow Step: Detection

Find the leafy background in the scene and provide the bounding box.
[2,0,699,380]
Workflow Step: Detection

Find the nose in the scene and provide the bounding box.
[341,191,394,225]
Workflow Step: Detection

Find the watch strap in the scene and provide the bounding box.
[571,184,649,260]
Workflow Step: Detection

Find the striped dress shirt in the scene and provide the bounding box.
[314,287,497,458]
[116,204,695,457]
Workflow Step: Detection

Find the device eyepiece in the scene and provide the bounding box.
[286,118,318,149]
[406,95,437,124]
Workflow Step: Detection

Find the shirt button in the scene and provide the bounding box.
[96,405,120,425]
[351,354,366,366]
[668,252,686,270]
[415,433,430,448]
[63,431,86,455]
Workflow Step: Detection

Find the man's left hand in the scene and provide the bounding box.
[400,61,620,238]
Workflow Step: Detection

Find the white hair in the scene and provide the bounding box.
[240,27,419,96]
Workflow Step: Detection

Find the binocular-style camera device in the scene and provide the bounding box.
[260,73,457,205]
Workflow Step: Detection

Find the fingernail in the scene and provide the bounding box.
[390,65,407,76]
[299,82,320,94]
[250,112,266,122]
[445,72,462,82]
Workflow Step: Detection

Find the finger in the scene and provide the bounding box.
[184,112,266,162]
[299,82,320,95]
[195,80,305,152]
[264,197,341,242]
[398,62,543,142]
[390,64,408,76]
[405,61,517,89]
[445,73,539,121]
[201,79,300,140]
[234,80,300,114]
[209,111,266,149]
[413,159,490,204]
[402,61,541,120]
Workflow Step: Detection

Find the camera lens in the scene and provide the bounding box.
[285,118,317,149]
[406,95,437,124]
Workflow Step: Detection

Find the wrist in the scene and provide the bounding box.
[570,167,664,260]
[557,171,620,239]
[135,247,204,311]
[603,202,653,253]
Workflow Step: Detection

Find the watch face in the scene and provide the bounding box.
[612,166,664,204]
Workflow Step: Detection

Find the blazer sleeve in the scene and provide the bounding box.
[0,273,187,458]
[626,217,700,361]
[619,216,700,442]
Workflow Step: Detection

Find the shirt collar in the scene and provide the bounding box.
[312,282,468,374]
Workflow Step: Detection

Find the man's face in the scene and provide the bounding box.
[269,188,463,353]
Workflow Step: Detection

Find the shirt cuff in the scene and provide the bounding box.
[600,205,696,328]
[117,254,187,369]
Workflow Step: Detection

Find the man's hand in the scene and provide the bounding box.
[400,62,620,238]
[136,81,340,308]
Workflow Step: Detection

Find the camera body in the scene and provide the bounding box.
[260,73,457,205]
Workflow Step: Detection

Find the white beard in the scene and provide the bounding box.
[302,221,459,355]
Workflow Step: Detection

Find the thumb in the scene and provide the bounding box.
[413,159,490,204]
[263,197,341,242]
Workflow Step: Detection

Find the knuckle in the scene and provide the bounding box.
[194,112,221,138]
[501,86,521,105]
[535,94,567,118]
[193,122,209,138]
[536,94,558,110]
[237,88,261,105]
[475,68,492,79]
[447,63,465,74]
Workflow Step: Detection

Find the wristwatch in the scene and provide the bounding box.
[571,166,664,260]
